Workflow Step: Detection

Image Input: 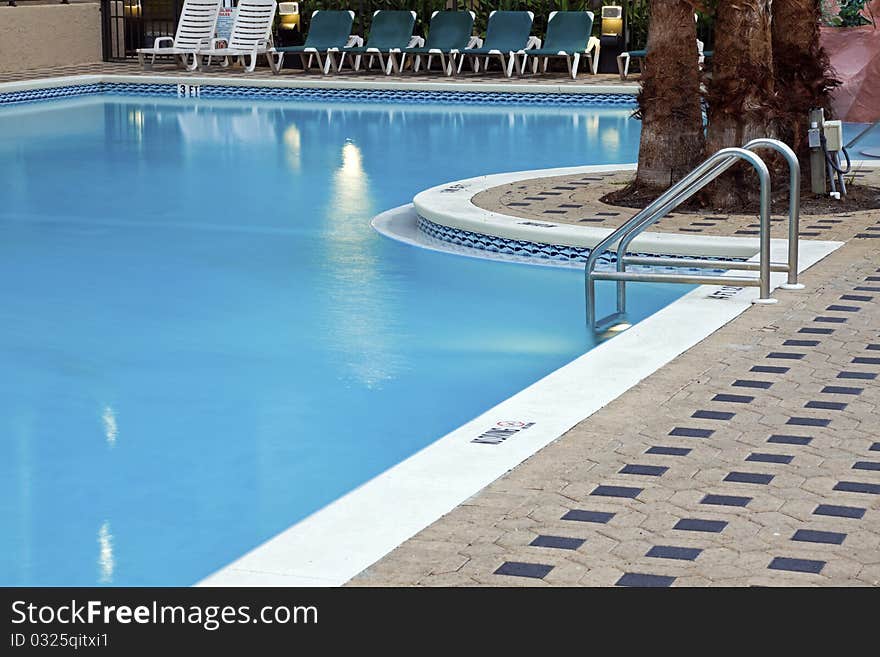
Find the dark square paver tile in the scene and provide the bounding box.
[853,461,880,471]
[646,545,702,561]
[591,485,642,498]
[733,380,773,389]
[804,400,847,411]
[561,509,615,524]
[646,446,692,456]
[766,352,805,360]
[724,472,774,485]
[821,386,863,395]
[834,481,880,495]
[615,573,675,587]
[826,305,860,312]
[701,494,752,507]
[746,453,794,464]
[787,417,831,427]
[620,464,669,476]
[768,434,812,445]
[852,357,880,365]
[669,427,714,438]
[814,316,847,323]
[792,529,846,545]
[783,340,819,347]
[837,371,877,380]
[674,519,727,533]
[712,394,754,403]
[813,504,866,519]
[692,410,735,420]
[530,535,586,550]
[799,327,834,335]
[494,561,554,579]
[751,365,790,373]
[768,557,825,574]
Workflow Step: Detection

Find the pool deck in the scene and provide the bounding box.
[352,173,880,586]
[0,61,638,93]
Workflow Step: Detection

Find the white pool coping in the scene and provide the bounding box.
[412,161,880,258]
[0,73,639,96]
[199,230,841,587]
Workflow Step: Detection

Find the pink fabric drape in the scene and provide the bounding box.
[821,0,880,122]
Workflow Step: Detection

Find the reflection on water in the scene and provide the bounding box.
[283,123,301,171]
[98,522,114,584]
[102,406,118,447]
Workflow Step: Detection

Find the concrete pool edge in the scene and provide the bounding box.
[198,237,842,587]
[411,162,880,259]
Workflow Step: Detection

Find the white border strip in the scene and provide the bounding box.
[0,73,640,96]
[199,235,841,587]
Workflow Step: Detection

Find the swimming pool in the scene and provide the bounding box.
[0,92,690,586]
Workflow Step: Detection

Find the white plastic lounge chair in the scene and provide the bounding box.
[196,0,278,73]
[136,0,222,71]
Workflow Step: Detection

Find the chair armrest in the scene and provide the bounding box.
[153,36,174,49]
[467,36,483,49]
[525,36,541,51]
[346,35,363,48]
[407,36,424,48]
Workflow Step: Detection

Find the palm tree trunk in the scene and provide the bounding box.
[772,0,839,170]
[613,0,705,198]
[704,0,777,208]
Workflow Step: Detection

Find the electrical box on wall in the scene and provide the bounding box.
[824,120,844,152]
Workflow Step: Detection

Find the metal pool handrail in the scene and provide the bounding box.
[585,143,793,331]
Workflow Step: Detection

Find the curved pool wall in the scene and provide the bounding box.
[0,87,700,586]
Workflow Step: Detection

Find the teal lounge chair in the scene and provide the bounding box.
[518,11,597,79]
[400,11,475,77]
[617,14,707,80]
[617,41,708,80]
[459,10,535,78]
[331,10,417,75]
[268,10,355,74]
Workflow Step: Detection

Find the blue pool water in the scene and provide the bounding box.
[0,94,689,586]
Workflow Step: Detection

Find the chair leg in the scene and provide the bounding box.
[268,51,284,74]
[413,54,421,73]
[617,53,628,80]
[184,52,199,72]
[244,51,257,73]
[571,53,580,80]
[543,57,549,73]
[426,55,432,71]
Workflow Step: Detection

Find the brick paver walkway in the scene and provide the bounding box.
[351,209,880,587]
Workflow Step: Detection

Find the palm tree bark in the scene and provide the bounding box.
[613,0,705,197]
[704,0,777,208]
[772,0,839,170]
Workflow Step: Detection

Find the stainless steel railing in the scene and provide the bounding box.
[585,138,801,332]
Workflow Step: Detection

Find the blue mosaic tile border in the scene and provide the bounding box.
[0,81,637,108]
[417,215,745,269]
